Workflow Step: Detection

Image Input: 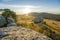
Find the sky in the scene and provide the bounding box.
[0,0,60,14]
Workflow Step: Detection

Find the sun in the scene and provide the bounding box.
[22,8,31,14]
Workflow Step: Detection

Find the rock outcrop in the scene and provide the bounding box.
[33,16,44,25]
[7,17,17,27]
[0,26,52,40]
[0,16,6,27]
[0,16,17,27]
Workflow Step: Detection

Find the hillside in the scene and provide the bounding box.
[44,19,60,34]
[17,14,60,40]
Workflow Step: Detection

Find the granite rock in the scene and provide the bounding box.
[0,26,52,40]
[7,17,17,27]
[0,16,6,27]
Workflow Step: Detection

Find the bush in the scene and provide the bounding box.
[2,9,16,22]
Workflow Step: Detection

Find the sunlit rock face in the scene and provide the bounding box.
[7,17,17,27]
[0,16,6,27]
[0,26,52,40]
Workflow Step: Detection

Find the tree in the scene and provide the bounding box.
[1,9,16,24]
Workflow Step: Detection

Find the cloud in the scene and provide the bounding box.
[0,3,41,12]
[0,3,59,14]
[0,3,42,9]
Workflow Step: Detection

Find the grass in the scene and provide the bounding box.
[16,15,60,40]
[44,19,60,34]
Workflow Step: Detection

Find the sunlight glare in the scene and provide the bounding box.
[22,8,31,14]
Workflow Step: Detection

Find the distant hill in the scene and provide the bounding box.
[29,12,60,21]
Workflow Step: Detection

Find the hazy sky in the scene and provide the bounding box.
[0,0,60,14]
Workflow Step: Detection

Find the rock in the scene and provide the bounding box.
[33,16,44,25]
[0,15,17,27]
[0,26,52,40]
[7,17,17,27]
[0,16,6,27]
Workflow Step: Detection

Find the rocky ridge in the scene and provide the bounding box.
[0,26,52,40]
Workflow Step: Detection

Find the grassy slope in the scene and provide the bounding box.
[16,15,60,40]
[17,15,60,33]
[44,19,60,34]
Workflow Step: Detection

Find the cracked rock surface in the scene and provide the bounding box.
[0,26,52,40]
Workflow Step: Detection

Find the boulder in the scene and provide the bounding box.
[0,16,6,27]
[7,17,17,27]
[33,16,44,24]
